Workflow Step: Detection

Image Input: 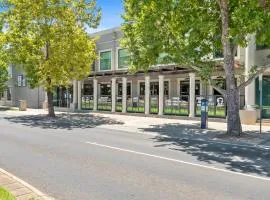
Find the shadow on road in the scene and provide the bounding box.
[5,113,124,130]
[142,123,270,177]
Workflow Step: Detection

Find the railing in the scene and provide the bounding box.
[53,99,71,108]
[195,95,245,118]
[127,96,145,113]
[82,95,94,110]
[97,95,112,111]
[164,95,189,116]
[195,95,226,118]
[116,95,122,112]
[150,95,159,114]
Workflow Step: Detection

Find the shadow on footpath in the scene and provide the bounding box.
[142,123,270,177]
[4,113,124,130]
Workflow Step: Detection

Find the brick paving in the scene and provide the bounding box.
[0,169,54,200]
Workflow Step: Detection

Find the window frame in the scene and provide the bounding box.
[99,49,113,71]
[116,48,130,70]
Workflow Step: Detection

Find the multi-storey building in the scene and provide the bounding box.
[1,27,270,119]
[0,65,45,109]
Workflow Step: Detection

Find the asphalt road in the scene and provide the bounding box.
[0,113,270,200]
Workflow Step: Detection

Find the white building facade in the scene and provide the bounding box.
[1,28,270,119]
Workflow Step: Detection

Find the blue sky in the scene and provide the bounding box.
[92,0,124,32]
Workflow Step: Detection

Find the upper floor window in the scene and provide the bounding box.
[118,49,130,69]
[256,44,270,50]
[100,51,112,71]
[157,53,169,64]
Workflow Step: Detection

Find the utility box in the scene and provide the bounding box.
[19,100,27,111]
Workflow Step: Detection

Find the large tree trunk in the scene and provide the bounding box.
[220,0,242,136]
[226,83,242,136]
[47,90,55,117]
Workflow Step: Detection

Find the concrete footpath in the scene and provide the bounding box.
[0,169,54,200]
[2,107,270,148]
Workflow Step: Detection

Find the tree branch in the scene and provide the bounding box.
[208,78,227,97]
[237,64,270,90]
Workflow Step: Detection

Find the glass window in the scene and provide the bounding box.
[140,82,145,96]
[164,81,169,96]
[100,51,111,71]
[157,53,169,64]
[7,88,11,101]
[180,81,200,96]
[118,83,131,96]
[150,82,159,95]
[256,44,270,50]
[100,84,111,96]
[118,49,130,69]
[83,84,93,95]
[213,79,226,95]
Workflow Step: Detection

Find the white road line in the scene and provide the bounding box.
[85,141,270,182]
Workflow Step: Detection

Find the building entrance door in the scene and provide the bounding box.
[256,76,270,118]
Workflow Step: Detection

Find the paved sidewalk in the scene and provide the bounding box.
[0,169,54,200]
[2,107,270,148]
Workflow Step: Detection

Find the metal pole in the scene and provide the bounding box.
[259,74,263,134]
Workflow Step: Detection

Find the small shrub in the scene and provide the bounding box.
[0,187,16,200]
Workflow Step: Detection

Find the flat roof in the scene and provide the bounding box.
[89,27,121,37]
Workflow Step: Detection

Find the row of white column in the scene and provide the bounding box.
[72,73,197,117]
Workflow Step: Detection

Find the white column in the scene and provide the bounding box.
[122,77,127,113]
[245,34,256,110]
[93,78,98,111]
[158,75,164,115]
[189,73,196,117]
[72,80,78,110]
[145,76,150,115]
[111,77,116,112]
[44,90,48,102]
[77,80,82,110]
[43,89,48,109]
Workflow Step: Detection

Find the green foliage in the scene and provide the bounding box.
[0,34,9,94]
[0,187,16,200]
[1,0,101,91]
[0,65,8,93]
[122,0,270,78]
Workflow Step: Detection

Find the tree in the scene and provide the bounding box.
[0,33,8,94]
[122,0,270,136]
[0,65,8,94]
[1,0,101,117]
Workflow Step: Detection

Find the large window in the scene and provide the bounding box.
[256,44,270,50]
[180,81,200,96]
[100,51,111,71]
[139,82,145,96]
[118,49,130,69]
[213,78,226,95]
[7,88,11,101]
[100,84,111,96]
[83,84,93,95]
[139,81,169,96]
[117,83,131,96]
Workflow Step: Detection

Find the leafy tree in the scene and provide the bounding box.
[1,0,101,117]
[0,33,8,94]
[122,0,270,136]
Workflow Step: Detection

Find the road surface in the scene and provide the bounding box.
[0,113,270,200]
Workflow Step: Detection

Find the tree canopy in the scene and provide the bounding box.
[0,32,9,94]
[0,0,101,116]
[122,0,270,135]
[122,0,270,82]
